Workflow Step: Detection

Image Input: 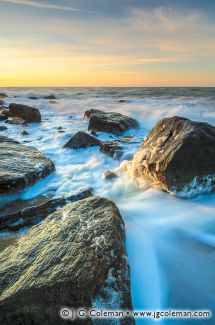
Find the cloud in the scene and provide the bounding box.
[0,0,85,11]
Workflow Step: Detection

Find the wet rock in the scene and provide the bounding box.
[8,117,27,126]
[0,136,55,194]
[28,96,38,100]
[20,130,29,136]
[103,170,118,179]
[0,114,7,121]
[0,108,11,118]
[100,140,124,160]
[64,131,101,148]
[9,103,41,122]
[84,109,139,135]
[0,126,7,131]
[0,196,133,325]
[0,100,5,105]
[132,116,215,196]
[0,93,8,98]
[44,94,56,100]
[0,187,93,231]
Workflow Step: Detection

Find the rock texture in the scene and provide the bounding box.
[103,170,118,179]
[84,109,139,135]
[9,103,41,122]
[0,187,93,231]
[132,116,215,196]
[64,131,100,148]
[8,117,27,126]
[100,140,124,160]
[0,136,55,194]
[0,196,133,325]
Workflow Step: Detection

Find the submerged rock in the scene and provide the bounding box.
[28,96,38,100]
[103,170,118,179]
[8,118,27,126]
[84,109,139,135]
[64,131,101,148]
[132,116,215,197]
[9,103,41,122]
[0,126,7,131]
[0,186,93,231]
[20,130,29,136]
[0,196,133,324]
[0,136,55,194]
[0,100,5,105]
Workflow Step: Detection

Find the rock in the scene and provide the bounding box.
[0,114,7,121]
[84,109,139,135]
[28,96,38,100]
[132,116,215,196]
[64,131,101,148]
[0,93,8,98]
[8,118,27,126]
[9,103,41,122]
[103,170,118,179]
[0,126,7,131]
[0,136,55,194]
[100,140,124,160]
[0,196,133,324]
[0,187,93,231]
[20,130,29,136]
[0,108,11,118]
[44,94,56,100]
[0,100,5,105]
[58,126,63,130]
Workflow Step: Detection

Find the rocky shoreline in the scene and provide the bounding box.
[0,94,215,324]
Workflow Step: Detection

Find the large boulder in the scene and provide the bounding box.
[0,187,93,231]
[9,103,41,122]
[84,109,139,135]
[132,116,215,197]
[0,196,133,324]
[64,131,100,148]
[0,136,55,194]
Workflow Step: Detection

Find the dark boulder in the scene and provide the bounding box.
[0,136,55,194]
[0,93,8,98]
[20,130,29,136]
[0,99,5,105]
[0,196,133,324]
[84,109,139,135]
[44,94,56,100]
[100,140,124,160]
[132,116,215,197]
[9,103,41,122]
[0,187,93,231]
[64,131,101,148]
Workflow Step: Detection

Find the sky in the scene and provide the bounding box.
[0,0,214,87]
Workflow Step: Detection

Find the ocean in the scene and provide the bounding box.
[0,87,215,324]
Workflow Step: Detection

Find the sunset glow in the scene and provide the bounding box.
[0,0,214,86]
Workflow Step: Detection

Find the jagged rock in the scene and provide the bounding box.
[0,126,7,131]
[0,187,93,231]
[84,109,139,135]
[103,170,118,179]
[0,93,8,98]
[132,116,215,196]
[64,131,101,148]
[100,140,124,160]
[44,94,56,100]
[20,130,29,136]
[0,196,133,325]
[0,136,55,194]
[9,103,41,122]
[8,118,27,126]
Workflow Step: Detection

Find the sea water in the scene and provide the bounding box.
[0,87,215,325]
